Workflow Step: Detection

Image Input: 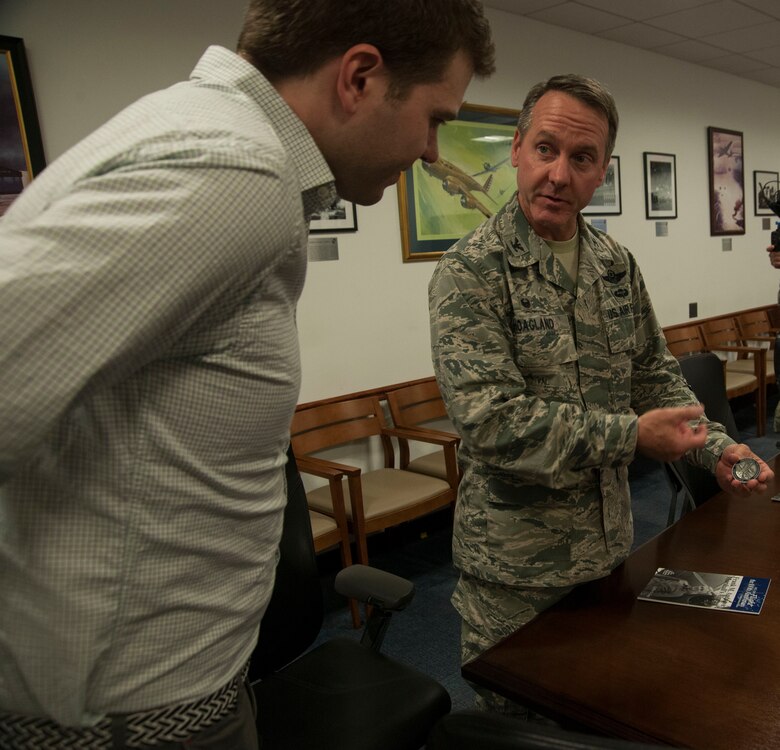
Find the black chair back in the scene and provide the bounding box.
[677,352,739,439]
[667,352,739,514]
[249,446,323,680]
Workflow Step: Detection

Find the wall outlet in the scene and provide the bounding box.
[689,302,698,318]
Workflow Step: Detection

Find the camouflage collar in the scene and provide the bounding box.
[498,197,626,286]
[497,198,540,268]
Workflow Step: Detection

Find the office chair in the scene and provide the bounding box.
[664,352,740,524]
[426,710,675,749]
[250,447,451,750]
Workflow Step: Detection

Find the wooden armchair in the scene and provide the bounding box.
[663,323,764,435]
[698,316,767,435]
[736,308,777,386]
[385,378,460,488]
[291,395,458,568]
[767,304,780,329]
[294,454,358,627]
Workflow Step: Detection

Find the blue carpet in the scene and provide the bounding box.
[315,390,779,712]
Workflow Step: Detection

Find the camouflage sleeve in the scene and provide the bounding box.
[429,251,638,491]
[624,253,734,472]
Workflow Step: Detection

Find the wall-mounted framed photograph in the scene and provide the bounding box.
[0,35,46,217]
[643,152,677,219]
[753,170,778,216]
[582,155,621,215]
[309,198,357,233]
[707,126,744,236]
[397,102,519,262]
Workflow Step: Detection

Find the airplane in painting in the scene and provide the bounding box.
[421,157,496,218]
[471,157,510,177]
[716,140,734,158]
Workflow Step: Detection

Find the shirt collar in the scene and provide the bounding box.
[499,195,618,279]
[190,46,337,207]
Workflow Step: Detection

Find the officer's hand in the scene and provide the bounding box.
[636,405,707,461]
[715,443,773,495]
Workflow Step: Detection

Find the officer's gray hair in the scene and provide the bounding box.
[516,74,618,163]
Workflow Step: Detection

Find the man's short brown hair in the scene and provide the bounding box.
[237,0,495,97]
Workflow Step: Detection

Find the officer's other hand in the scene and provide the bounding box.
[636,404,707,462]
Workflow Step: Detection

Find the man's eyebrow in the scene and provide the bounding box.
[536,129,600,154]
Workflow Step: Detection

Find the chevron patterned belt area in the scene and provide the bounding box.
[0,664,249,750]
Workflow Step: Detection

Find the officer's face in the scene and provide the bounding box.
[511,91,609,242]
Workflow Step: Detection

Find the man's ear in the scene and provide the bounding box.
[510,129,522,168]
[335,44,386,114]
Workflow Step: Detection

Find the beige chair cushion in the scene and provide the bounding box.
[309,510,338,540]
[726,358,774,379]
[724,368,758,390]
[307,468,450,521]
[407,450,448,481]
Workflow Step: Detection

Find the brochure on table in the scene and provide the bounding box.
[638,567,770,615]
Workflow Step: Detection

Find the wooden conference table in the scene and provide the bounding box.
[462,454,780,749]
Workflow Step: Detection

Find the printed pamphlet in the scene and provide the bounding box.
[638,567,770,615]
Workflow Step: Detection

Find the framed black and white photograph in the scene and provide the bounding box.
[753,170,778,216]
[707,126,744,236]
[0,35,46,217]
[309,198,358,233]
[643,152,677,219]
[582,155,621,215]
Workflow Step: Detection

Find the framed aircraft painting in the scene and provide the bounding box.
[397,102,519,262]
[707,126,744,236]
[0,36,45,217]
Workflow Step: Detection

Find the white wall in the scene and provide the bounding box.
[4,1,780,403]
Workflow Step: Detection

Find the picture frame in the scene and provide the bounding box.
[397,102,519,262]
[753,170,779,216]
[582,155,621,215]
[707,126,744,236]
[0,35,45,217]
[309,198,358,233]
[643,152,677,219]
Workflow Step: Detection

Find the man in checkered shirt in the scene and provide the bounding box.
[0,2,495,748]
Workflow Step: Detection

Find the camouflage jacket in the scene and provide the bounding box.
[429,197,732,588]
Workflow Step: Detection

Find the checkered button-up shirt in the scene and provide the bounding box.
[0,46,336,726]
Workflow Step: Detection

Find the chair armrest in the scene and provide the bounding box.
[716,346,767,375]
[295,454,361,479]
[710,344,766,359]
[383,425,458,448]
[335,564,414,611]
[395,425,461,444]
[383,426,461,488]
[741,334,775,346]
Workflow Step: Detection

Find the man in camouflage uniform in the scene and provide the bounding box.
[429,74,773,715]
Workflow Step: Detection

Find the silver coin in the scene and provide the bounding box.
[732,458,761,483]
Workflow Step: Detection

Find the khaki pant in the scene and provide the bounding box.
[454,572,573,717]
